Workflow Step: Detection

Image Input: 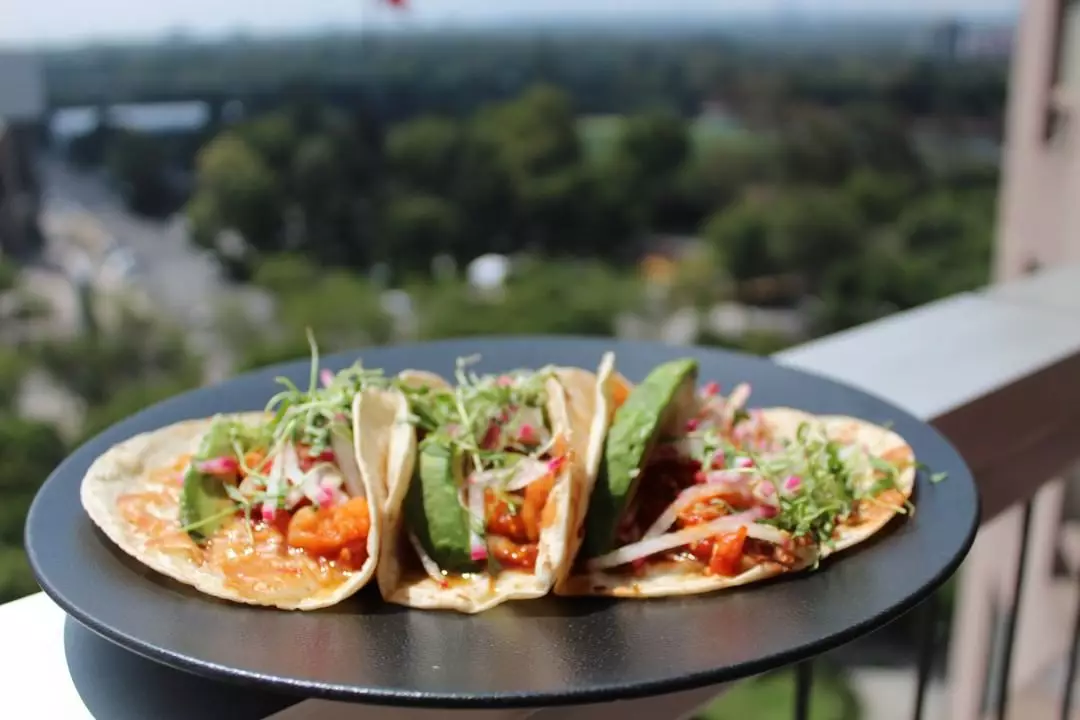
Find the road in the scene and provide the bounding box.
[37,157,273,379]
[40,157,230,328]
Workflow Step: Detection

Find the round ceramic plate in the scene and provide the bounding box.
[26,337,978,708]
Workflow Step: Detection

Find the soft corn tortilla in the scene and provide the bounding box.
[369,364,606,614]
[81,403,383,610]
[556,396,916,599]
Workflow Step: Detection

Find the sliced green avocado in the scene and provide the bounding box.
[179,415,242,544]
[580,358,699,559]
[404,440,478,574]
[179,465,234,544]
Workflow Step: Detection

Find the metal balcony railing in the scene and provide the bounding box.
[772,262,1080,720]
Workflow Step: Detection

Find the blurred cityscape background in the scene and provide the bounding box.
[0,1,1019,717]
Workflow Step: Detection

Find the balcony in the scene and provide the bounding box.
[3,260,1080,719]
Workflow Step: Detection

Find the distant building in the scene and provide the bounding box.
[960,27,1015,59]
[0,51,46,260]
[50,101,212,145]
[928,18,965,62]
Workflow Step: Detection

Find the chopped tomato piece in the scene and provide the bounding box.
[286,496,371,569]
[267,507,292,537]
[487,535,538,571]
[677,500,729,527]
[484,490,530,543]
[611,376,632,411]
[480,422,501,450]
[687,538,714,563]
[243,450,273,477]
[521,472,555,543]
[881,445,914,468]
[708,527,748,577]
[297,445,336,472]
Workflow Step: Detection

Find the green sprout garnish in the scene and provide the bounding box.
[393,355,557,532]
[680,416,910,552]
[265,329,388,455]
[395,355,555,472]
[180,331,390,538]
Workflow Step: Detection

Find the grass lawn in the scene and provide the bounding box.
[695,667,862,720]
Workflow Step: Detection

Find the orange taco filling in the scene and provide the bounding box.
[580,362,913,581]
[398,358,567,585]
[116,342,387,603]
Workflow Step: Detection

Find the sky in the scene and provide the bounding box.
[0,0,1019,47]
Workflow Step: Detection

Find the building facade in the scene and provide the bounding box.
[943,2,1080,717]
[0,51,46,260]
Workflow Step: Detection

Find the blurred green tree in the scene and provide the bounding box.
[32,306,202,409]
[0,416,68,601]
[609,109,691,229]
[770,190,864,290]
[0,351,25,411]
[381,195,463,273]
[414,258,643,339]
[387,116,465,195]
[702,199,787,282]
[0,260,17,293]
[187,133,282,257]
[230,255,394,370]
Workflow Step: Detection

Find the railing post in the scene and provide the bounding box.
[794,661,813,720]
[1061,569,1080,720]
[912,592,940,720]
[994,500,1035,720]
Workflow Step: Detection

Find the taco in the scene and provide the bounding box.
[556,357,916,598]
[367,355,612,613]
[81,347,389,610]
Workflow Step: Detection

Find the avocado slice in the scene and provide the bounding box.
[179,416,242,544]
[580,358,699,559]
[404,440,478,574]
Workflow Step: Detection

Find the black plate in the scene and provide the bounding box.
[26,337,979,708]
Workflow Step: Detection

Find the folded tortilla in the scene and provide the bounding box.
[556,378,916,599]
[366,359,611,614]
[81,400,383,610]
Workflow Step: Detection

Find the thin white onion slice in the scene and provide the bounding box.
[284,487,305,510]
[467,483,487,562]
[752,479,781,507]
[319,486,347,508]
[238,476,262,498]
[281,444,304,486]
[408,531,448,585]
[510,406,551,447]
[707,469,749,484]
[264,444,290,503]
[508,459,556,491]
[469,457,552,492]
[297,465,349,508]
[330,428,365,498]
[299,466,328,504]
[672,435,704,460]
[724,383,751,421]
[586,510,788,572]
[642,480,755,539]
[319,470,344,490]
